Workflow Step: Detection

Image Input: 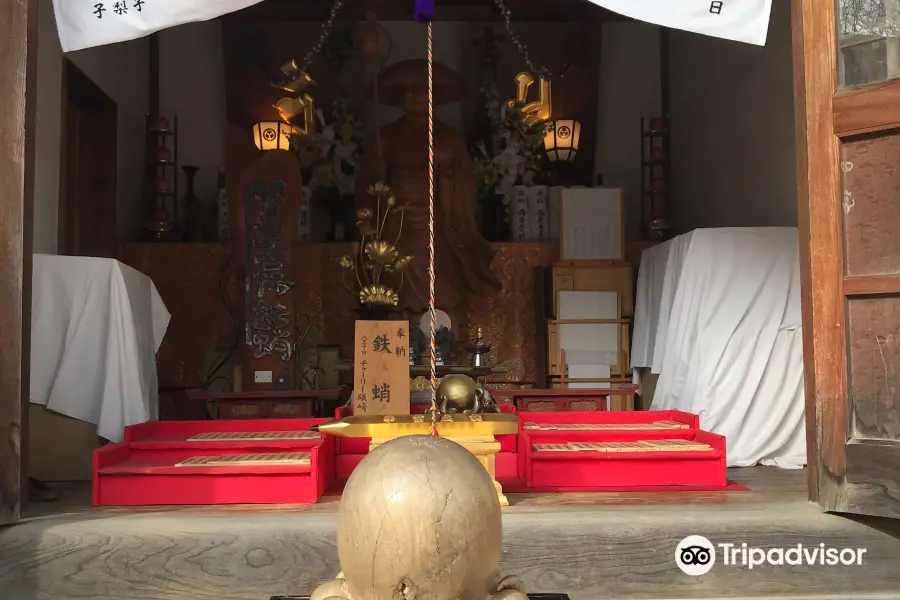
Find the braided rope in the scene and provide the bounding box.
[427,20,438,437]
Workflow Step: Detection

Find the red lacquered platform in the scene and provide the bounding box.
[518,411,727,490]
[95,408,731,506]
[93,419,333,506]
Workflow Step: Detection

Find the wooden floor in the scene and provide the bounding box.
[2,467,900,600]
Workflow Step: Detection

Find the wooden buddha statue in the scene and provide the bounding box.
[355,59,501,315]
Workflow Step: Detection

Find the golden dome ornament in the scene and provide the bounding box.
[436,374,478,413]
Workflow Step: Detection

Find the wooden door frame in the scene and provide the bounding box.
[0,0,886,521]
[58,58,119,257]
[792,0,841,507]
[794,0,900,514]
[0,0,36,524]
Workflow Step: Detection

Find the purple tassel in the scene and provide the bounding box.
[414,0,434,22]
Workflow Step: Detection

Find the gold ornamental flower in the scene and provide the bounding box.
[359,284,399,306]
[356,207,373,221]
[357,221,377,237]
[365,240,399,265]
[368,181,392,197]
[337,255,355,270]
[386,255,413,272]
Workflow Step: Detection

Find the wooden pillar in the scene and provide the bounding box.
[0,0,37,524]
[790,0,840,504]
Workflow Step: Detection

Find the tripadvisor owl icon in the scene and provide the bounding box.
[676,535,716,576]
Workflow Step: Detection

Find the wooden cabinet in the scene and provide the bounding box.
[549,261,634,318]
[545,261,635,389]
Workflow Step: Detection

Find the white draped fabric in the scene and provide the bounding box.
[632,228,806,469]
[587,0,773,45]
[30,255,170,443]
[53,0,773,53]
[53,0,264,52]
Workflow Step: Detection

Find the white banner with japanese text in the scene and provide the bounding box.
[588,0,773,45]
[53,0,265,52]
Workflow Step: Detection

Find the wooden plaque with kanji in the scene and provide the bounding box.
[353,320,411,415]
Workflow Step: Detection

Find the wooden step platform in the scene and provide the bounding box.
[93,419,332,506]
[532,440,713,452]
[5,468,900,600]
[520,414,726,490]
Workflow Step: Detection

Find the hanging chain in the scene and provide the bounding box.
[295,0,345,75]
[491,0,555,80]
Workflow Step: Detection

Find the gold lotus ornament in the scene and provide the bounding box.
[368,182,391,196]
[365,240,399,265]
[337,255,355,270]
[387,255,413,272]
[359,284,399,306]
[357,221,377,237]
[338,181,412,308]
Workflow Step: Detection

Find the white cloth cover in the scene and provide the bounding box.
[30,255,170,443]
[53,0,264,52]
[54,0,772,53]
[589,0,773,45]
[632,228,806,469]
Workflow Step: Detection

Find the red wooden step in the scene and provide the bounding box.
[522,429,727,489]
[93,419,333,506]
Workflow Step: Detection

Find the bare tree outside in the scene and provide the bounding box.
[838,0,900,88]
[839,0,900,36]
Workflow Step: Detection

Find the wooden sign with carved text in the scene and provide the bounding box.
[353,321,410,415]
[236,150,302,391]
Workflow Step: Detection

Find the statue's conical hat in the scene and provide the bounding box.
[375,59,464,107]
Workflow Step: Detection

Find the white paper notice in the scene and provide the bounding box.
[589,0,773,46]
[53,0,265,52]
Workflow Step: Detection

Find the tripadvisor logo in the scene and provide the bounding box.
[675,535,716,576]
[675,536,867,575]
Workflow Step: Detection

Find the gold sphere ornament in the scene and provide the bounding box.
[309,436,526,600]
[436,374,478,413]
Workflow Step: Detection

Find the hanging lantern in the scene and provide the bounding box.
[252,121,294,151]
[543,120,581,162]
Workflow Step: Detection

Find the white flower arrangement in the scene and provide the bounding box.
[472,83,553,223]
[293,96,365,197]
